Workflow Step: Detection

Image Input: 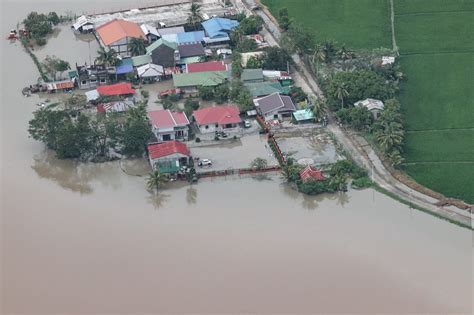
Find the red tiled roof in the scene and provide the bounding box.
[96,82,135,96]
[147,141,190,159]
[148,110,189,129]
[187,61,227,73]
[96,19,145,46]
[193,105,241,126]
[300,166,325,182]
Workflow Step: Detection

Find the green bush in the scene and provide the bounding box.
[35,37,47,46]
[352,176,372,189]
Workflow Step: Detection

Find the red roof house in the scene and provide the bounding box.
[186,61,228,73]
[148,110,190,142]
[300,166,326,183]
[96,82,136,96]
[192,105,242,134]
[148,141,190,159]
[147,141,191,173]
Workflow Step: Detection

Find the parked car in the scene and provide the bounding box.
[244,120,251,128]
[198,159,212,167]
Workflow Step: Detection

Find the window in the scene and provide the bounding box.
[81,80,87,85]
[205,125,209,129]
[215,124,219,128]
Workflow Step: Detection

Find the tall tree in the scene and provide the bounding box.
[95,47,119,66]
[278,7,292,31]
[147,170,168,191]
[128,38,146,56]
[334,82,349,109]
[188,2,203,30]
[121,103,153,157]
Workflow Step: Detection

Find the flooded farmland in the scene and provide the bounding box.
[1,0,472,314]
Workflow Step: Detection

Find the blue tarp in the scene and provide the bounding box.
[116,58,134,74]
[202,17,239,39]
[177,31,205,44]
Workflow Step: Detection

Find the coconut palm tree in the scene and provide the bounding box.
[387,149,404,167]
[95,47,119,66]
[311,97,327,121]
[128,38,146,56]
[375,122,404,153]
[147,169,168,192]
[334,82,349,109]
[188,2,203,30]
[312,44,327,64]
[322,40,336,63]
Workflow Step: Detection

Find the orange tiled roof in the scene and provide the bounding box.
[96,19,145,46]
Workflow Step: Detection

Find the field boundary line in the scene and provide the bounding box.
[395,10,474,17]
[400,50,474,56]
[406,127,474,133]
[403,161,474,165]
[389,0,399,55]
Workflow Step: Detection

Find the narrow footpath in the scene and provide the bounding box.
[235,0,472,227]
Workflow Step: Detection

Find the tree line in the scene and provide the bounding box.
[28,97,153,161]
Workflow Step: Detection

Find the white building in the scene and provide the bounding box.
[354,98,385,118]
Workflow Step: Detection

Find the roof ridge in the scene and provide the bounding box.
[168,109,177,127]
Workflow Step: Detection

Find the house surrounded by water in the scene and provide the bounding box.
[96,19,146,57]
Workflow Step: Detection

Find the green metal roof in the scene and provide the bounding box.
[244,81,285,97]
[146,38,178,54]
[179,56,202,65]
[173,71,229,88]
[132,54,152,67]
[241,68,263,82]
[68,70,77,79]
[293,109,315,121]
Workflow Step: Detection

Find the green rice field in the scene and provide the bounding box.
[395,0,474,203]
[263,0,474,203]
[262,0,391,49]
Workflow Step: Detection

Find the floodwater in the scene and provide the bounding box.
[1,1,472,314]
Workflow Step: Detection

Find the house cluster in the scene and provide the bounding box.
[68,12,331,177]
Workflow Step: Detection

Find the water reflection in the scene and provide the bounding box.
[186,186,197,205]
[31,149,124,193]
[31,150,94,194]
[147,191,170,210]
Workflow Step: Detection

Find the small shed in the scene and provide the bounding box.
[293,109,315,124]
[300,166,325,183]
[147,141,191,173]
[137,63,164,82]
[354,98,384,119]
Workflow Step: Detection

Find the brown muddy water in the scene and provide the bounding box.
[1,1,473,314]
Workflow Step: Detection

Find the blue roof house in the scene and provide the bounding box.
[202,17,239,43]
[177,31,205,44]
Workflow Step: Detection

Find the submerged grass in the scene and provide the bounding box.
[372,184,472,230]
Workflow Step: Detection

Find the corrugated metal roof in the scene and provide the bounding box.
[241,69,263,82]
[176,31,205,44]
[293,109,314,121]
[146,38,178,54]
[202,17,239,39]
[131,54,152,67]
[96,19,145,46]
[172,71,229,88]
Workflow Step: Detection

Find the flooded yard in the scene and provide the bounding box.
[190,134,278,173]
[276,130,343,165]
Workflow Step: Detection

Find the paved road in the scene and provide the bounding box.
[234,0,472,227]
